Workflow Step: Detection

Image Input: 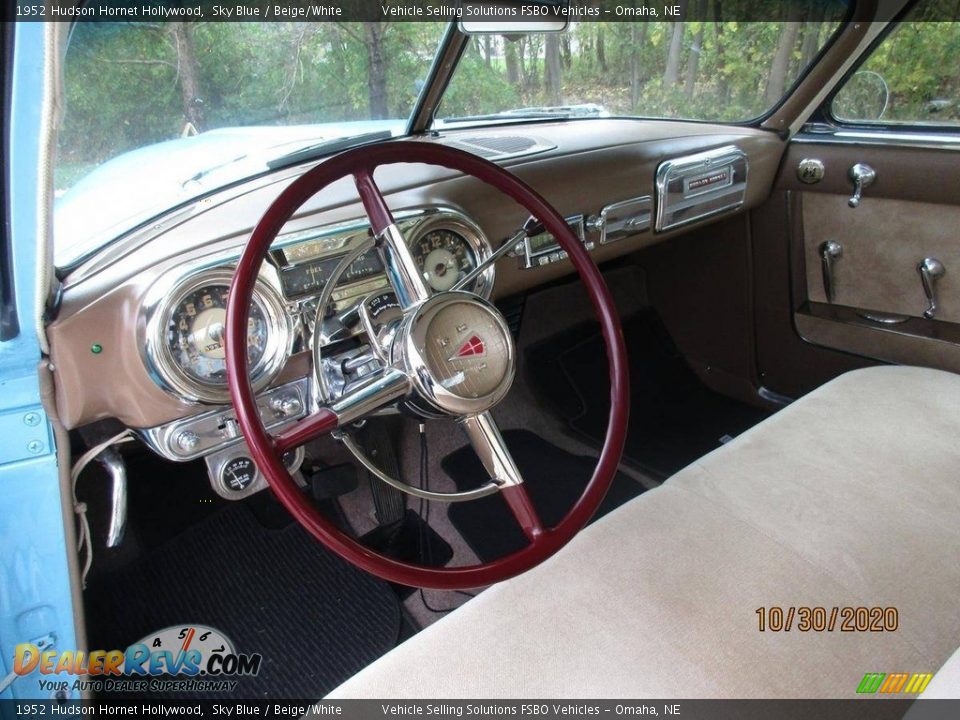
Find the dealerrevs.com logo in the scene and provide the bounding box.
[13,624,262,694]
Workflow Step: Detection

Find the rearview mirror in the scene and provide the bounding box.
[457,0,570,34]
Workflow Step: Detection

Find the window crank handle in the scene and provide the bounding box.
[820,240,843,303]
[848,163,876,208]
[918,257,945,320]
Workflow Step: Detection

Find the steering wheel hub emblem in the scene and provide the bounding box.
[397,291,515,417]
[450,334,485,360]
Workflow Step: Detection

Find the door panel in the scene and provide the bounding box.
[802,193,960,323]
[775,139,960,375]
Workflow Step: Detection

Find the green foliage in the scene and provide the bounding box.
[440,16,842,123]
[833,21,960,124]
[60,23,183,167]
[57,5,960,194]
[58,22,446,187]
[440,44,520,118]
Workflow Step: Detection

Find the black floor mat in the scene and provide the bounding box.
[444,430,643,562]
[84,503,401,699]
[526,309,771,478]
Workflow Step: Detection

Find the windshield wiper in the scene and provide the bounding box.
[267,130,396,170]
[182,153,249,188]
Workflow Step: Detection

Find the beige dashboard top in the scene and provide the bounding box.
[48,119,785,430]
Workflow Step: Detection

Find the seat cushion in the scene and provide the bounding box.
[919,646,960,699]
[328,366,960,698]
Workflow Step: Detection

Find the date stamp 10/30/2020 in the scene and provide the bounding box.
[756,606,900,633]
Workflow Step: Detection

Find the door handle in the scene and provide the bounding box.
[848,163,876,208]
[918,257,946,319]
[820,240,843,303]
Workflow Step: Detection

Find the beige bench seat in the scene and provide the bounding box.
[328,367,960,698]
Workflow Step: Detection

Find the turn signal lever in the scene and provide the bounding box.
[918,257,946,319]
[451,221,535,292]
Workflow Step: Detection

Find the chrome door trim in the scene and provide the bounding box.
[795,126,960,152]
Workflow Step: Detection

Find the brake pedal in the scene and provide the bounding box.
[307,463,359,501]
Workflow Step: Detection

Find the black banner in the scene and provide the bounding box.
[2,699,960,720]
[5,0,960,24]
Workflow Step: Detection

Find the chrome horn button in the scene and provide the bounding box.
[396,291,515,417]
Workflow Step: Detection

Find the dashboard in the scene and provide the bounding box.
[47,120,786,498]
[142,208,493,406]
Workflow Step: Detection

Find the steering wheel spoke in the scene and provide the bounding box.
[274,367,410,454]
[354,168,430,309]
[461,411,544,542]
[273,408,339,455]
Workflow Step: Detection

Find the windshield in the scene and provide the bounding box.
[55,22,446,266]
[436,15,846,125]
[56,13,848,267]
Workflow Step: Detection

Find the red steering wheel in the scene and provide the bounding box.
[226,141,628,589]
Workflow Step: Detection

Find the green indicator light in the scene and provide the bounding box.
[91,343,103,354]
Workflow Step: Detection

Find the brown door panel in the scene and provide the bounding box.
[802,193,960,323]
[778,141,960,205]
[769,140,960,378]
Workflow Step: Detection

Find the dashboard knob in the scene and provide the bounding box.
[175,430,201,453]
[271,396,302,418]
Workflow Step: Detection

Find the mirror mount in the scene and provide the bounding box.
[457,0,571,35]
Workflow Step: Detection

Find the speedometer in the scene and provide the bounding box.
[147,269,290,403]
[166,284,267,385]
[413,228,476,293]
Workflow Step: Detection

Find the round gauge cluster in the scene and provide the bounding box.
[166,284,268,385]
[408,216,493,297]
[220,456,256,492]
[413,228,476,293]
[148,269,290,403]
[214,448,305,499]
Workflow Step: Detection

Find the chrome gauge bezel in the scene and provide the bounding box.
[144,267,291,404]
[406,213,494,299]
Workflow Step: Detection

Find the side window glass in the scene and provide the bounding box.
[832,7,960,126]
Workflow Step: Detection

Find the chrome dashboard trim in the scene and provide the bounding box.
[138,377,310,461]
[516,215,588,268]
[141,266,292,405]
[598,196,652,245]
[138,206,492,406]
[272,207,493,302]
[406,211,495,299]
[655,145,748,233]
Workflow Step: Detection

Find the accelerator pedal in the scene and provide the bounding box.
[353,420,406,528]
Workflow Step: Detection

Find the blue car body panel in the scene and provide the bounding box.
[1,23,79,702]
